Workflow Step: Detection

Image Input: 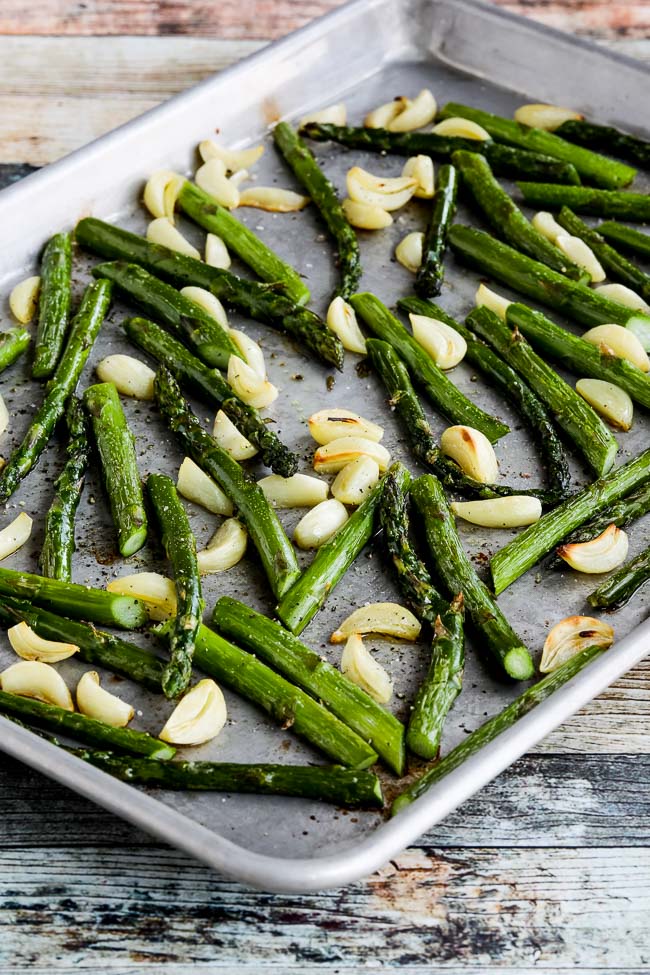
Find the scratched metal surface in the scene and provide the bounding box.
[0,0,648,885]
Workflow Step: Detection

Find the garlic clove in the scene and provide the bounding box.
[147,217,201,259]
[179,286,229,330]
[364,98,407,129]
[576,378,634,431]
[228,329,265,378]
[342,198,393,230]
[195,159,240,208]
[555,234,605,282]
[198,140,264,173]
[346,167,417,211]
[159,678,228,745]
[395,232,424,273]
[582,323,650,372]
[595,283,650,312]
[9,275,40,323]
[238,187,309,211]
[107,572,177,621]
[431,117,490,140]
[227,356,278,408]
[76,671,134,727]
[294,498,349,549]
[143,170,185,220]
[212,410,258,460]
[514,103,583,131]
[401,155,435,198]
[229,168,250,189]
[451,496,542,528]
[300,102,347,127]
[308,408,384,444]
[409,313,467,369]
[8,621,79,663]
[313,436,391,474]
[326,296,367,354]
[440,425,499,483]
[205,233,231,269]
[0,660,74,710]
[0,512,32,561]
[540,615,614,673]
[340,633,393,703]
[176,457,234,515]
[475,282,512,321]
[532,210,564,243]
[258,473,328,508]
[331,456,380,506]
[332,602,421,643]
[0,394,8,437]
[197,518,248,575]
[96,354,155,400]
[557,523,629,574]
[387,89,437,132]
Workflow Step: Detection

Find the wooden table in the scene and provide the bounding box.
[1,3,649,970]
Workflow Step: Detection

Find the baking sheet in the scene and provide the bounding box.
[0,0,649,891]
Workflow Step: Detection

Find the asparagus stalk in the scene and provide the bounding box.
[122,315,298,476]
[411,474,534,681]
[69,750,384,807]
[598,222,650,260]
[272,121,361,300]
[153,367,300,599]
[178,180,310,306]
[517,181,650,220]
[212,595,406,774]
[0,691,174,759]
[555,119,650,169]
[0,279,112,503]
[147,473,203,699]
[0,326,30,374]
[84,382,148,558]
[392,644,603,814]
[467,306,618,477]
[415,163,458,298]
[76,218,344,369]
[490,448,650,594]
[277,463,409,635]
[32,231,72,379]
[438,102,636,188]
[350,292,509,443]
[588,544,650,609]
[39,397,90,581]
[452,150,585,279]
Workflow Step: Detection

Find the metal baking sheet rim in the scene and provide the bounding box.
[0,0,649,891]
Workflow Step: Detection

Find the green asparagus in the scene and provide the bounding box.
[32,231,72,379]
[588,544,650,609]
[555,119,650,169]
[598,222,650,260]
[415,163,458,298]
[0,326,30,374]
[517,181,650,220]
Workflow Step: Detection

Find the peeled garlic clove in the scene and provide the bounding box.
[238,187,309,212]
[514,103,583,131]
[440,425,499,483]
[96,354,155,400]
[402,155,435,198]
[300,102,347,127]
[475,283,512,321]
[340,633,393,703]
[8,621,79,663]
[308,408,384,444]
[227,356,278,408]
[143,170,185,220]
[342,198,393,230]
[331,456,380,506]
[159,678,228,745]
[332,602,422,643]
[147,218,200,259]
[0,512,32,561]
[205,233,231,269]
[395,232,424,273]
[107,572,177,621]
[294,498,349,549]
[197,518,248,575]
[212,410,258,460]
[582,323,650,372]
[258,473,328,508]
[555,234,605,283]
[313,436,391,474]
[0,394,8,437]
[228,329,265,377]
[346,167,417,211]
[451,496,542,528]
[557,523,629,574]
[179,286,229,329]
[364,98,407,129]
[195,159,240,208]
[540,615,614,673]
[9,275,40,323]
[0,660,73,710]
[431,117,490,140]
[594,283,650,312]
[76,671,134,727]
[229,169,250,189]
[409,313,467,369]
[177,456,234,515]
[532,210,564,243]
[326,296,367,354]
[387,89,437,132]
[576,378,634,431]
[199,139,265,173]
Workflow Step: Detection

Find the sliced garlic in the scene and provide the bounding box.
[402,155,435,198]
[8,622,79,663]
[0,660,73,710]
[95,354,155,400]
[205,233,231,269]
[107,572,177,621]
[229,169,250,189]
[179,286,229,330]
[331,456,380,506]
[195,159,240,209]
[409,313,467,369]
[532,210,564,243]
[238,187,309,212]
[594,283,650,312]
[159,678,228,745]
[212,410,258,461]
[342,198,393,230]
[9,275,40,323]
[308,408,384,444]
[143,170,185,221]
[332,602,421,644]
[557,523,629,574]
[346,167,417,211]
[555,234,605,283]
[0,395,8,437]
[440,425,499,483]
[514,103,583,131]
[364,98,407,130]
[341,633,393,704]
[582,323,650,372]
[228,329,265,378]
[227,355,278,408]
[313,436,390,474]
[431,117,490,140]
[76,671,134,727]
[540,615,614,673]
[576,378,634,431]
[387,89,437,132]
[451,496,542,528]
[395,232,424,273]
[199,139,265,173]
[177,456,234,515]
[294,498,349,549]
[197,518,248,575]
[475,283,512,321]
[258,473,328,508]
[147,217,200,259]
[0,512,32,561]
[326,296,367,354]
[300,102,347,127]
